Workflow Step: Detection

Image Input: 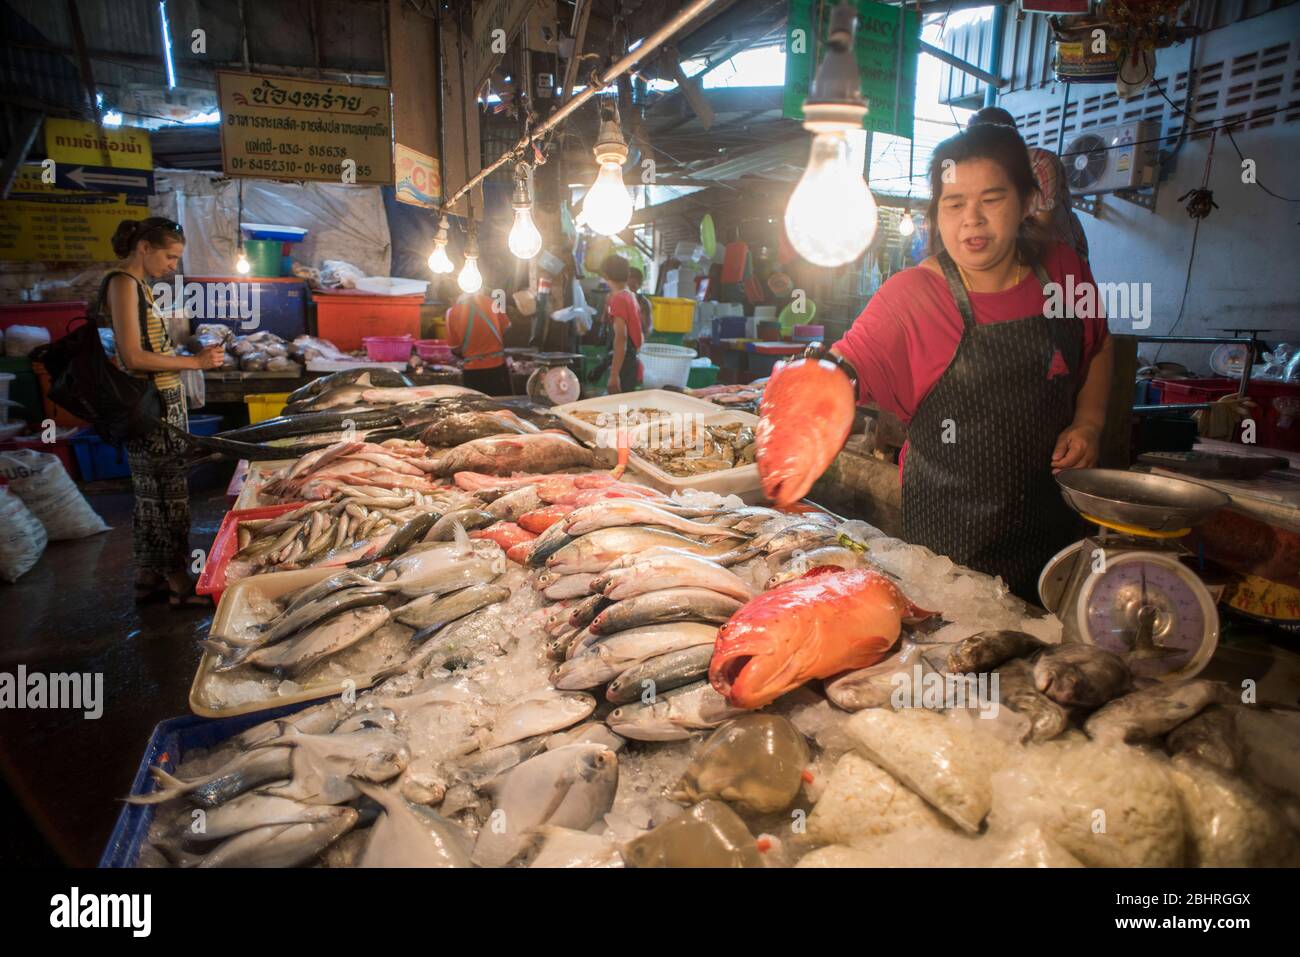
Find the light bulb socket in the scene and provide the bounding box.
[464,233,479,260]
[804,3,868,127]
[593,102,629,167]
[512,164,533,209]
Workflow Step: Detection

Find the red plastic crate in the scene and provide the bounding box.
[196,501,306,604]
[1155,377,1300,452]
[0,301,87,343]
[314,291,424,351]
[0,436,79,480]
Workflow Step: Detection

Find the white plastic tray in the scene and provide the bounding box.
[620,409,764,504]
[552,389,722,445]
[232,458,296,510]
[190,567,364,717]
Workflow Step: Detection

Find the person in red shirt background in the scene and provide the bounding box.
[602,254,643,394]
[773,122,1113,600]
[446,291,512,395]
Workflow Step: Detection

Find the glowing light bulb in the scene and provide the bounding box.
[582,160,633,236]
[898,210,915,237]
[457,255,482,294]
[784,131,878,267]
[235,251,251,275]
[508,205,543,259]
[428,244,453,274]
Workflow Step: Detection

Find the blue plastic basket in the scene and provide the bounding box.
[99,701,321,868]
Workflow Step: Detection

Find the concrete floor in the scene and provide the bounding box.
[1,470,232,866]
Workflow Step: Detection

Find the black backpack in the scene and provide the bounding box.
[30,273,163,443]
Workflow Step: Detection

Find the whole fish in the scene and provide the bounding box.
[354,782,472,867]
[426,508,496,540]
[219,585,391,652]
[480,690,597,749]
[822,638,935,712]
[126,747,292,807]
[362,385,483,405]
[278,568,386,618]
[621,800,761,868]
[607,681,746,741]
[552,623,719,691]
[433,432,599,477]
[588,587,744,635]
[606,645,716,705]
[545,527,734,575]
[394,582,510,631]
[562,500,743,539]
[995,658,1070,743]
[257,724,410,805]
[755,356,856,506]
[528,827,623,869]
[525,520,575,567]
[1032,644,1131,709]
[471,743,619,867]
[348,510,440,565]
[544,573,597,601]
[420,410,539,447]
[1084,679,1229,744]
[195,811,358,868]
[285,368,412,406]
[710,568,930,710]
[946,630,1047,674]
[518,504,573,534]
[568,593,613,630]
[669,715,809,814]
[472,521,537,553]
[385,528,506,597]
[232,701,343,748]
[545,723,626,753]
[764,545,868,590]
[160,792,346,847]
[237,605,391,676]
[486,485,544,522]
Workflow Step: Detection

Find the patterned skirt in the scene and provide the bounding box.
[124,386,191,575]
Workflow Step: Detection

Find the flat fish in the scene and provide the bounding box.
[480,690,597,749]
[195,810,358,867]
[355,782,472,867]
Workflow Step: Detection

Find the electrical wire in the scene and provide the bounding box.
[1151,214,1202,361]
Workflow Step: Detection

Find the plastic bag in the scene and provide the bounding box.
[0,484,47,581]
[1168,754,1299,866]
[290,336,351,363]
[182,368,206,409]
[0,449,109,540]
[987,738,1185,867]
[845,708,1011,833]
[807,751,953,845]
[4,325,51,357]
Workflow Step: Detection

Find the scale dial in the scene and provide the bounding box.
[1075,550,1218,680]
[527,365,579,405]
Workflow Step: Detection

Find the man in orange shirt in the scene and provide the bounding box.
[446,291,512,395]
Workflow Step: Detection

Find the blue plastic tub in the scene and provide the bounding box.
[99,702,319,868]
[69,429,130,481]
[187,413,223,436]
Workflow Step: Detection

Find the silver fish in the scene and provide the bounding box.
[1085,679,1230,744]
[195,811,358,867]
[588,587,744,635]
[544,574,597,601]
[996,658,1070,743]
[480,690,597,749]
[257,724,410,805]
[563,500,744,539]
[471,743,619,867]
[161,792,345,846]
[606,645,716,705]
[394,582,511,631]
[764,545,867,589]
[551,623,719,690]
[426,508,496,541]
[606,681,746,742]
[594,554,754,603]
[126,747,292,807]
[238,605,391,676]
[546,527,734,575]
[487,484,544,522]
[355,782,472,867]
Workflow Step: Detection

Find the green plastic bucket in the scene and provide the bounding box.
[242,239,282,278]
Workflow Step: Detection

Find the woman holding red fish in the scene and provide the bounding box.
[758,123,1113,600]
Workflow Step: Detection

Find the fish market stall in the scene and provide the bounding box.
[104,371,1300,869]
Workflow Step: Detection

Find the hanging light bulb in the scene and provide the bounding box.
[508,163,543,259]
[898,210,915,237]
[458,230,482,294]
[235,247,251,275]
[783,4,878,267]
[428,216,454,274]
[581,103,633,236]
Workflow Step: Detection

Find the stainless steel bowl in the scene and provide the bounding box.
[1055,468,1230,531]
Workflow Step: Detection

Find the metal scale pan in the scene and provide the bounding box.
[1055,469,1231,532]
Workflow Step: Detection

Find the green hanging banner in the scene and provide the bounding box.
[783,0,920,139]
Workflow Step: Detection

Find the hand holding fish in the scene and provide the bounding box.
[756,357,856,507]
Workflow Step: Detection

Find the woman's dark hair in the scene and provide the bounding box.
[628,266,643,290]
[968,106,1018,130]
[111,217,184,258]
[600,253,630,284]
[925,123,1044,263]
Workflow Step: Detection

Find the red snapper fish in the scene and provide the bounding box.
[756,358,856,507]
[709,568,932,709]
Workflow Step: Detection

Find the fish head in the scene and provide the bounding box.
[358,740,411,781]
[708,616,796,710]
[756,358,856,507]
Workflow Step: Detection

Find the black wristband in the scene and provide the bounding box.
[801,343,859,388]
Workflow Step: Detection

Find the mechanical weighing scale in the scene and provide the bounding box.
[508,349,585,406]
[1038,469,1232,682]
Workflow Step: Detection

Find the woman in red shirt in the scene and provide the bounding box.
[767,123,1113,600]
[601,254,643,394]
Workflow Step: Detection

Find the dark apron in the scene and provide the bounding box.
[902,250,1084,601]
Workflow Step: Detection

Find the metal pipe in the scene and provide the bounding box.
[440,0,728,212]
[983,2,1006,107]
[1136,336,1255,345]
[919,41,1004,88]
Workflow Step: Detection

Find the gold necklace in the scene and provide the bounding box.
[957,259,1022,292]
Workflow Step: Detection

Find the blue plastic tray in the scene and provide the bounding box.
[99,701,323,868]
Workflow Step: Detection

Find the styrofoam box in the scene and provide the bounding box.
[355,277,430,297]
[190,566,368,718]
[552,391,763,502]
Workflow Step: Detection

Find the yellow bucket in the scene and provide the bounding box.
[245,392,290,424]
[649,296,696,334]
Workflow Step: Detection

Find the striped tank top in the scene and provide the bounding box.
[101,270,182,392]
